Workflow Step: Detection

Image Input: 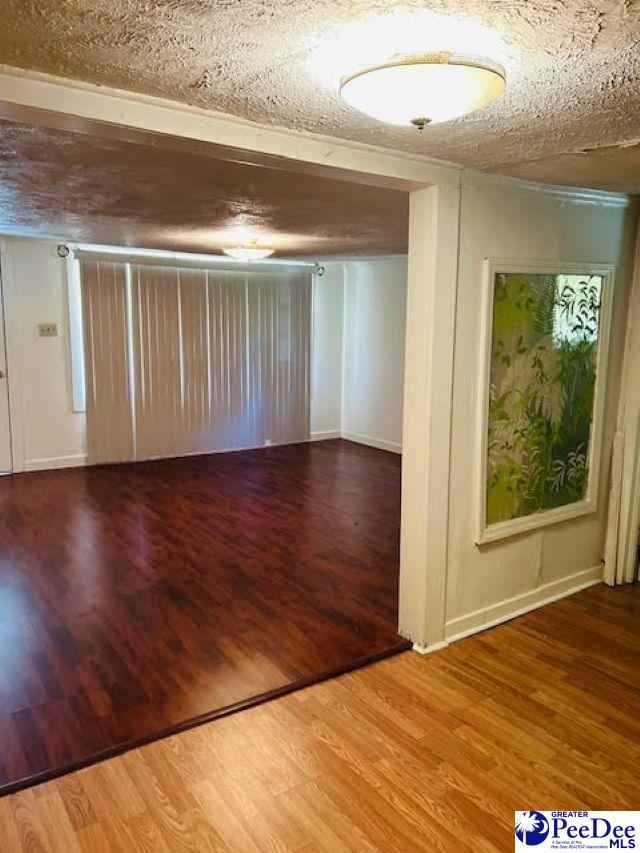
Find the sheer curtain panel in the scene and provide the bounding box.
[79,258,312,464]
[80,259,135,464]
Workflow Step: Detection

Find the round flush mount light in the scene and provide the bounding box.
[339,52,506,127]
[222,239,275,262]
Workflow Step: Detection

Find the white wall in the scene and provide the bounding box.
[311,262,343,439]
[1,239,407,470]
[2,186,636,649]
[2,238,86,471]
[445,174,638,639]
[341,258,407,453]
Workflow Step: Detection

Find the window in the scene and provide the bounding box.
[66,254,86,413]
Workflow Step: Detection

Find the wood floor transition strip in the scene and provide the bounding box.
[0,640,411,798]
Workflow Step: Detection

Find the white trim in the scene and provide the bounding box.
[0,254,12,473]
[316,253,408,264]
[21,433,402,472]
[0,241,26,472]
[341,430,402,454]
[310,429,341,441]
[445,564,603,642]
[608,224,640,585]
[603,430,625,584]
[399,183,461,648]
[412,640,450,655]
[462,169,630,208]
[24,453,87,471]
[0,66,632,205]
[478,499,599,545]
[0,64,459,188]
[622,423,640,583]
[476,258,615,545]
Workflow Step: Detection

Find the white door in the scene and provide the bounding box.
[0,266,12,472]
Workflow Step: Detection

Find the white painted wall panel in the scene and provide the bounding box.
[2,238,86,470]
[310,262,343,439]
[341,257,407,453]
[445,178,638,632]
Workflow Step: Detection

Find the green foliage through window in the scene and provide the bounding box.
[486,272,602,525]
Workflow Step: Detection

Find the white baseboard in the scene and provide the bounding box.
[20,436,316,471]
[445,564,603,643]
[310,429,341,441]
[23,453,88,472]
[341,430,402,454]
[412,640,450,655]
[19,431,401,472]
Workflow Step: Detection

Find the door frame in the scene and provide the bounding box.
[0,67,465,647]
[607,223,640,585]
[398,182,461,651]
[621,423,640,583]
[0,240,26,472]
[0,241,14,472]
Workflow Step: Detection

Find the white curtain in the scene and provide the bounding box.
[80,258,311,465]
[247,273,311,446]
[80,259,135,464]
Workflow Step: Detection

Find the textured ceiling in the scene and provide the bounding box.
[489,142,640,194]
[0,1,639,189]
[0,118,408,255]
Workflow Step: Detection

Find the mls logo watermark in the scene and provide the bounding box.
[516,812,550,846]
[515,811,640,850]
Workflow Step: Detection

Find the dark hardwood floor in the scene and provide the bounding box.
[0,439,407,794]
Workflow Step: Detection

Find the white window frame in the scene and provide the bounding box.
[66,253,86,413]
[475,257,615,546]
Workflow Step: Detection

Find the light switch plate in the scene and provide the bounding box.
[38,322,58,337]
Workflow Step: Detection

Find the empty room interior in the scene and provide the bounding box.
[0,2,639,850]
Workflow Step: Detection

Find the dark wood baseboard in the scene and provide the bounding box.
[0,640,410,798]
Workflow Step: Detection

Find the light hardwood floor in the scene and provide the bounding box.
[1,582,639,852]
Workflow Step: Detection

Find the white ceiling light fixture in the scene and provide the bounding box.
[340,51,506,128]
[222,238,275,262]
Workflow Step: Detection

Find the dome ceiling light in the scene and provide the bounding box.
[339,51,506,128]
[222,238,275,262]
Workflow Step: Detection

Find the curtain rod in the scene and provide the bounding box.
[59,243,325,275]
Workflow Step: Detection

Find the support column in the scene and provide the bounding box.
[399,181,461,651]
[608,218,640,585]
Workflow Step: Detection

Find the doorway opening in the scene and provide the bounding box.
[0,123,411,794]
[0,261,12,473]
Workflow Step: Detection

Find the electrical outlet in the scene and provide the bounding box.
[38,323,58,337]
